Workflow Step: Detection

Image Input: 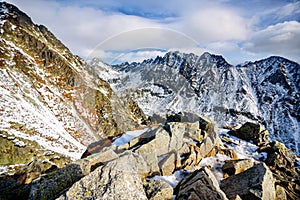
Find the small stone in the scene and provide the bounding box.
[222,159,254,176]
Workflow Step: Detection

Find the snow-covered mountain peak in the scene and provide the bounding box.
[92,51,300,155]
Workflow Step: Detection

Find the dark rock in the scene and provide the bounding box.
[221,163,276,200]
[176,167,228,200]
[144,179,173,200]
[228,122,270,146]
[29,163,84,200]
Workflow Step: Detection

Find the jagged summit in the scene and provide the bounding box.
[91,50,300,154]
[114,51,230,71]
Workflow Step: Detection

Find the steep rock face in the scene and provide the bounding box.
[94,51,300,154]
[0,2,143,159]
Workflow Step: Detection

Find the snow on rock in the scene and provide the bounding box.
[113,127,149,146]
[149,170,189,188]
[96,51,300,155]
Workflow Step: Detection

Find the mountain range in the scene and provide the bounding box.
[90,51,300,155]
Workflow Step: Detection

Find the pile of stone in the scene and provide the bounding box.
[1,113,299,200]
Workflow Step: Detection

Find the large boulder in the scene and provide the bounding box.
[28,145,120,200]
[57,153,148,200]
[263,141,300,200]
[229,122,270,146]
[175,167,228,200]
[220,163,276,200]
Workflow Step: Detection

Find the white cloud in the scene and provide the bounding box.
[176,6,250,42]
[244,21,300,57]
[5,0,300,64]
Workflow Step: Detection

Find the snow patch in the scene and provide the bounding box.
[219,129,268,161]
[113,127,149,146]
[149,169,189,188]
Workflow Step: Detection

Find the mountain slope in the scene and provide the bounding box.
[91,51,300,154]
[0,2,145,159]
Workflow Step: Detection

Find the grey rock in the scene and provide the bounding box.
[221,163,276,200]
[184,121,203,142]
[167,122,185,152]
[144,179,173,200]
[158,153,176,176]
[229,122,269,146]
[176,167,228,200]
[134,127,170,157]
[138,152,160,176]
[76,146,119,174]
[58,153,148,200]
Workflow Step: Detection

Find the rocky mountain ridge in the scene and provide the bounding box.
[0,1,146,159]
[92,51,300,155]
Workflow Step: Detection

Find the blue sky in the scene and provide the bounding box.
[6,0,300,64]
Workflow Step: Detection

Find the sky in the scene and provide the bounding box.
[5,0,300,65]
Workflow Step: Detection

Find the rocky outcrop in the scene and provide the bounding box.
[261,141,300,200]
[175,167,228,200]
[224,122,300,199]
[228,122,270,146]
[1,113,220,200]
[116,113,220,175]
[1,113,298,200]
[221,163,276,200]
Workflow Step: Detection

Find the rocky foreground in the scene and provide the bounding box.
[1,113,299,200]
